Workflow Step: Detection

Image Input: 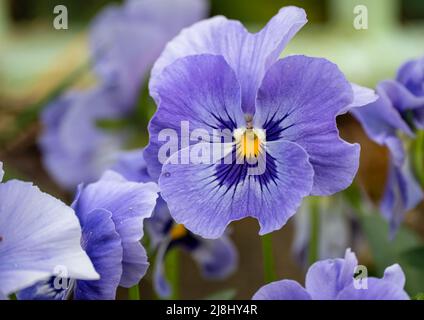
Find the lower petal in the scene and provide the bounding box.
[252,280,311,300]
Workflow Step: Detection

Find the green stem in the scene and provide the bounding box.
[165,248,180,299]
[261,233,276,283]
[414,130,424,187]
[128,284,140,300]
[308,198,320,266]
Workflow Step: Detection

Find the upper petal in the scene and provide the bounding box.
[150,6,307,114]
[0,180,98,297]
[74,208,123,300]
[159,139,314,239]
[144,54,244,180]
[252,280,311,300]
[254,55,359,196]
[383,264,406,288]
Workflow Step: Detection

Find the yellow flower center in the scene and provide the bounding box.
[234,127,265,159]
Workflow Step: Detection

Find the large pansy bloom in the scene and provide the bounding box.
[112,149,238,298]
[253,249,409,300]
[352,57,424,234]
[0,162,99,299]
[19,171,159,300]
[144,7,377,238]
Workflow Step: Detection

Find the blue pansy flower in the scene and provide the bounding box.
[253,249,409,300]
[144,7,377,238]
[112,149,238,298]
[19,171,159,300]
[39,0,208,190]
[0,161,98,299]
[352,56,424,235]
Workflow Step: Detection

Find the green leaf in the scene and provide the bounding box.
[205,289,237,300]
[413,293,424,300]
[360,213,424,296]
[400,247,424,269]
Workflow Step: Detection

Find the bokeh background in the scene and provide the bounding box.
[1,0,423,299]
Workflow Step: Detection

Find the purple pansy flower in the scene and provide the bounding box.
[0,161,99,299]
[112,149,238,298]
[253,249,409,300]
[352,56,424,234]
[39,85,128,190]
[39,0,208,190]
[144,7,377,238]
[19,171,159,300]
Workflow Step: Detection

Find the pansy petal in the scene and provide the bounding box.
[111,149,152,183]
[145,54,244,180]
[17,277,68,300]
[150,6,307,114]
[380,159,423,236]
[74,171,158,287]
[159,139,314,239]
[0,181,98,297]
[252,280,311,300]
[74,209,123,300]
[120,241,149,288]
[254,55,358,196]
[396,56,424,97]
[305,249,358,300]
[344,83,378,112]
[191,236,237,279]
[336,278,409,300]
[379,80,424,111]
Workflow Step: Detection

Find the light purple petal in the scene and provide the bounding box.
[111,149,152,183]
[191,236,237,279]
[254,55,358,196]
[380,159,423,236]
[344,83,378,112]
[74,208,123,300]
[252,280,311,300]
[73,171,158,287]
[379,80,424,111]
[120,241,149,288]
[159,139,314,239]
[396,56,424,97]
[150,6,307,114]
[145,54,245,180]
[336,278,409,300]
[305,248,358,300]
[0,180,98,297]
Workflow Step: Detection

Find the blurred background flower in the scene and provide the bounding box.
[1,0,424,299]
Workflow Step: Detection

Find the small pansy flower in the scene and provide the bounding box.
[352,56,424,234]
[112,149,238,298]
[0,162,98,299]
[253,249,409,300]
[19,171,159,300]
[144,7,377,238]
